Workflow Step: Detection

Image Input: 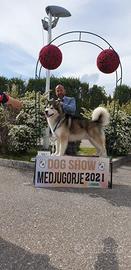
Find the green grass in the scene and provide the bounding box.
[78,147,96,156]
[0,147,97,162]
[0,147,116,161]
[0,148,37,162]
[78,147,117,159]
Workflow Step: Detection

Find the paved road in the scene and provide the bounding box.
[0,161,131,270]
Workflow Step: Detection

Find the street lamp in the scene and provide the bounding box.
[42,5,71,93]
[41,6,71,150]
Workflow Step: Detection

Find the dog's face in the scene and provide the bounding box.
[45,99,63,119]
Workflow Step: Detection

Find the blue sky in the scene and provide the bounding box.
[0,0,131,94]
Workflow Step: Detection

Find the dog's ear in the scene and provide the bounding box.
[49,98,54,105]
[53,99,60,107]
[54,99,64,114]
[45,99,49,107]
[48,99,64,114]
[45,98,54,106]
[51,99,61,108]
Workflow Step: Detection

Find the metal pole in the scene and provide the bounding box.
[45,12,52,96]
[44,12,52,150]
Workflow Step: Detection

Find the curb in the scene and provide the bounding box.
[112,154,131,168]
[0,154,131,171]
[0,158,34,171]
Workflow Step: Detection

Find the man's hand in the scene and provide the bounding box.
[7,97,23,110]
[0,93,9,104]
[56,98,63,105]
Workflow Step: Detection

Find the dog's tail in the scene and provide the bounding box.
[92,107,110,126]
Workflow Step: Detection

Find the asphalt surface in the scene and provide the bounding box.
[0,161,131,270]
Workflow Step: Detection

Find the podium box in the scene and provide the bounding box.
[34,154,112,189]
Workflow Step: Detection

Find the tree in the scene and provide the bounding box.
[26,78,46,93]
[114,84,131,105]
[87,85,108,110]
[8,78,26,97]
[25,77,108,114]
[0,76,9,92]
[107,94,112,104]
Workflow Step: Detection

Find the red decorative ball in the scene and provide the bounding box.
[97,49,120,74]
[39,44,62,70]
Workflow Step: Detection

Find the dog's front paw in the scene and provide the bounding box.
[51,152,64,156]
[56,153,65,156]
[51,153,58,156]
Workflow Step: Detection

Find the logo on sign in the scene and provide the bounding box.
[97,162,105,171]
[39,160,46,168]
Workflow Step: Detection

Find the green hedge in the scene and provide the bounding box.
[82,102,131,156]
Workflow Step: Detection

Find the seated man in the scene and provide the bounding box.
[55,84,76,115]
[0,91,22,110]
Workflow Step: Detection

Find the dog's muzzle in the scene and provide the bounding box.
[45,110,54,118]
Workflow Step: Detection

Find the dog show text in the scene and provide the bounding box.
[35,156,110,188]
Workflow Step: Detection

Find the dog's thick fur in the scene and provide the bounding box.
[45,100,110,156]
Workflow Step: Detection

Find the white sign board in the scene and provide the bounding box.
[37,151,51,156]
[34,155,110,188]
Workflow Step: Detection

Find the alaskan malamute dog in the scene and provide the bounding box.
[45,100,110,157]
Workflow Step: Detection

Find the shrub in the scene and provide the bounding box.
[121,101,131,115]
[105,102,131,156]
[8,125,35,153]
[9,94,47,153]
[0,106,18,153]
[81,102,131,156]
[0,91,47,154]
[16,95,46,136]
[0,107,10,153]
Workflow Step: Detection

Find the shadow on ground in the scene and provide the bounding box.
[0,237,59,270]
[41,162,131,208]
[94,237,119,270]
[45,183,131,208]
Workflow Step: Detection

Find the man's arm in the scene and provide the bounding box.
[0,91,23,110]
[62,97,76,115]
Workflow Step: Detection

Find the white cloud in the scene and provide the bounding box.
[81,73,99,85]
[0,0,131,94]
[121,55,131,87]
